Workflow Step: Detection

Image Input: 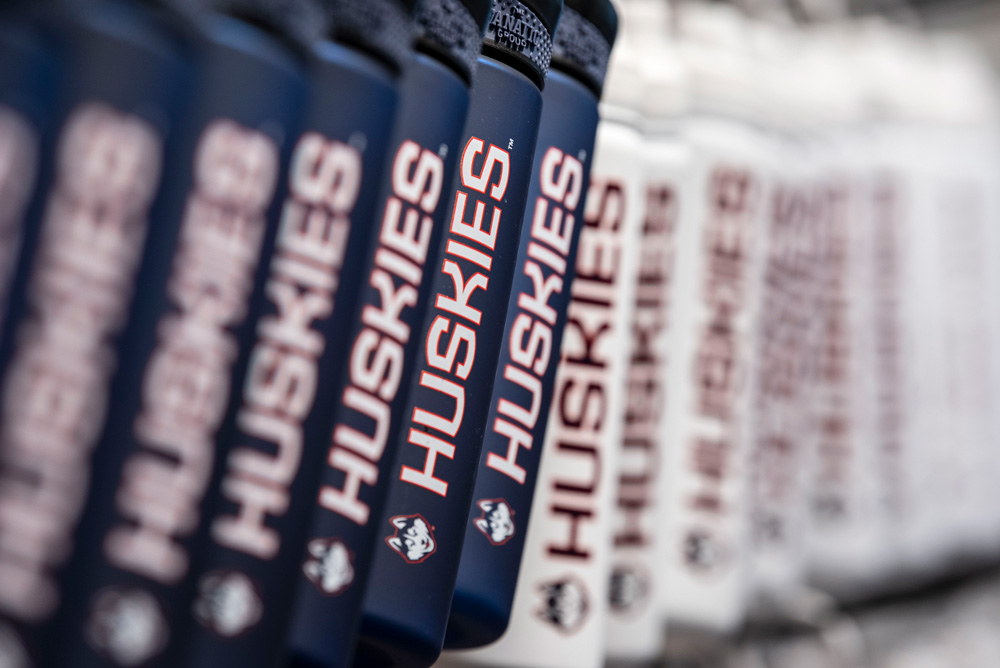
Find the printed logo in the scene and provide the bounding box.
[813,492,846,522]
[683,528,729,575]
[0,623,29,668]
[303,538,355,596]
[754,512,785,542]
[608,564,650,615]
[385,514,436,563]
[86,588,168,666]
[192,571,263,638]
[537,577,588,634]
[473,498,515,546]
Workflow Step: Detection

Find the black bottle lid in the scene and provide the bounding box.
[413,0,491,84]
[210,0,327,49]
[550,0,616,97]
[482,0,562,90]
[324,0,417,72]
[521,0,560,35]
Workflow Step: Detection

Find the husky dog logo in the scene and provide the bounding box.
[683,528,729,575]
[813,492,845,521]
[537,577,589,634]
[754,512,784,542]
[0,622,29,668]
[609,564,650,615]
[303,538,355,595]
[86,588,168,666]
[193,571,263,637]
[385,514,436,563]
[473,498,515,545]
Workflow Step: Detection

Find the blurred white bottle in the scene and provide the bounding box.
[656,0,772,638]
[604,1,690,664]
[861,25,963,585]
[739,17,823,619]
[803,22,928,599]
[914,37,1000,570]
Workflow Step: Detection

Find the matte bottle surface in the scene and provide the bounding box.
[0,4,186,665]
[175,39,398,668]
[355,55,543,668]
[606,136,686,661]
[53,13,305,668]
[287,50,471,668]
[445,68,599,649]
[449,114,645,668]
[658,118,770,634]
[0,17,59,348]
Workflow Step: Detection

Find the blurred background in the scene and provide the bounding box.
[894,0,1000,70]
[622,2,1000,667]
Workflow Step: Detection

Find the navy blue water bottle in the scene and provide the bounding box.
[286,2,491,667]
[46,1,312,666]
[0,4,59,343]
[354,1,563,666]
[445,0,617,648]
[170,2,416,667]
[0,1,188,666]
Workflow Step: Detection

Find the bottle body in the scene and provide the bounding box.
[354,55,543,668]
[743,132,823,612]
[51,13,305,668]
[0,4,186,665]
[444,67,598,650]
[286,49,472,668]
[171,37,398,668]
[802,129,886,598]
[0,15,57,345]
[446,109,644,668]
[658,116,771,635]
[605,132,688,661]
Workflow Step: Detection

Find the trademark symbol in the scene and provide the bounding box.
[508,138,514,150]
[439,144,448,158]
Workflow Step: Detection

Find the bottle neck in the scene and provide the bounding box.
[481,0,554,91]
